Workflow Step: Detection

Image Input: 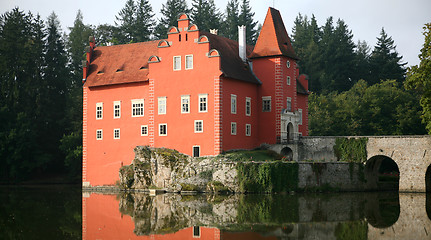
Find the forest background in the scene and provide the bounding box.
[0,0,430,183]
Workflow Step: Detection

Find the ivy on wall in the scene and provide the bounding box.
[334,137,368,163]
[236,161,299,193]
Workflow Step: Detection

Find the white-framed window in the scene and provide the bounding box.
[286,60,290,68]
[262,96,271,112]
[231,122,237,135]
[114,128,120,139]
[231,94,237,114]
[181,95,190,113]
[173,56,181,70]
[141,125,148,136]
[287,76,291,86]
[298,109,303,125]
[96,129,103,140]
[287,97,292,112]
[158,97,167,115]
[194,120,203,133]
[193,226,201,238]
[159,123,167,136]
[185,54,193,70]
[96,102,103,119]
[131,99,144,117]
[199,94,208,112]
[113,101,121,118]
[246,124,251,136]
[245,97,251,116]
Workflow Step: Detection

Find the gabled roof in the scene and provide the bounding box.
[297,80,308,95]
[204,32,260,85]
[85,41,159,87]
[249,8,298,60]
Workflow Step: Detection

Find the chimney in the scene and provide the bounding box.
[238,25,246,62]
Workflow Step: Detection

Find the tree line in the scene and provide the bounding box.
[0,0,429,183]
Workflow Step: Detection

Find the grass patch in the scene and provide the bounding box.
[219,149,283,162]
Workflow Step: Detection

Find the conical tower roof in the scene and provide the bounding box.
[249,8,298,59]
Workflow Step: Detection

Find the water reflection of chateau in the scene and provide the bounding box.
[82,192,431,240]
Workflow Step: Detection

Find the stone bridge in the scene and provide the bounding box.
[269,136,431,192]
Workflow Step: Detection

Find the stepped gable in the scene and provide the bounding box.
[249,7,298,60]
[85,40,159,87]
[204,32,260,85]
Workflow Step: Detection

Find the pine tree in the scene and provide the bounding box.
[39,12,70,169]
[67,10,93,84]
[190,0,222,32]
[155,0,189,39]
[353,40,371,82]
[135,0,156,42]
[115,0,136,43]
[369,28,407,85]
[238,0,257,45]
[223,0,239,40]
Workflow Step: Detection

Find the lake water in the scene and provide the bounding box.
[2,186,431,239]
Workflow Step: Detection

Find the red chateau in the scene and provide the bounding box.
[82,8,309,187]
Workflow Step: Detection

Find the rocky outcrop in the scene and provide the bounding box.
[119,146,238,193]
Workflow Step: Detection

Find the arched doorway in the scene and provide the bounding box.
[281,147,293,161]
[287,123,294,143]
[365,155,400,191]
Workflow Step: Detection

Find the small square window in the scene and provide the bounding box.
[262,96,271,112]
[199,94,207,112]
[185,55,193,70]
[246,124,251,136]
[231,122,237,135]
[231,94,237,114]
[96,129,103,140]
[173,56,181,70]
[96,102,103,119]
[114,129,120,139]
[181,95,190,113]
[158,97,166,115]
[114,101,121,118]
[141,125,148,136]
[159,124,167,136]
[194,120,203,133]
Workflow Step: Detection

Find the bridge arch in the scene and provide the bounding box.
[281,147,293,161]
[365,192,400,228]
[365,155,400,191]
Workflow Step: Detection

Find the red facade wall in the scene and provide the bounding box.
[85,82,150,186]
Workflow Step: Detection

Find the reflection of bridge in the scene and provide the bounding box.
[270,136,431,192]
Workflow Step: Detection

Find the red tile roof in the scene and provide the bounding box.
[249,8,298,60]
[204,32,261,85]
[85,41,159,87]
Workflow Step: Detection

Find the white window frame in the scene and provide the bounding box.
[287,76,291,86]
[231,122,237,135]
[96,102,103,119]
[159,123,167,136]
[262,96,271,112]
[231,94,237,114]
[173,56,181,71]
[245,97,251,116]
[199,94,208,113]
[194,120,203,133]
[185,54,193,70]
[298,109,303,125]
[113,101,121,119]
[287,97,292,112]
[141,125,148,136]
[131,99,144,117]
[286,60,291,68]
[181,95,190,113]
[158,96,167,115]
[96,129,103,140]
[246,124,251,136]
[113,128,120,139]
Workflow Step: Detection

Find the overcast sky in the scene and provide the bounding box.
[1,0,430,67]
